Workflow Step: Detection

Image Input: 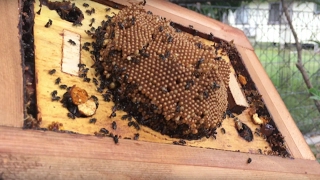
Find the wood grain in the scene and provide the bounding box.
[0,0,24,127]
[0,126,319,180]
[235,45,315,160]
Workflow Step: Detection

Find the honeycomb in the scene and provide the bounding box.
[99,3,230,139]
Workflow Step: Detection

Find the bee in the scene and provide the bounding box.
[105,7,111,12]
[214,56,222,61]
[83,3,89,8]
[118,22,125,29]
[234,117,243,130]
[85,9,92,15]
[48,69,56,75]
[247,158,252,164]
[100,128,109,134]
[67,112,75,119]
[44,19,52,28]
[92,78,99,86]
[68,39,76,45]
[134,133,139,140]
[209,32,214,40]
[221,128,226,134]
[55,77,61,84]
[189,25,193,29]
[121,114,129,120]
[160,86,168,93]
[83,77,91,83]
[112,121,117,130]
[185,80,194,90]
[51,90,58,97]
[52,96,61,102]
[113,135,119,144]
[175,102,180,112]
[159,26,164,32]
[89,18,95,27]
[59,84,68,89]
[211,82,220,90]
[36,8,42,15]
[78,63,86,69]
[238,74,247,86]
[89,118,97,124]
[82,46,89,51]
[195,58,204,69]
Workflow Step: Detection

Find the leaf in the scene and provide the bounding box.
[310,96,320,100]
[309,88,320,100]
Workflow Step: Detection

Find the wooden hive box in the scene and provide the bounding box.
[0,0,320,179]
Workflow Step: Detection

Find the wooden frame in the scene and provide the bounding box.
[0,0,319,179]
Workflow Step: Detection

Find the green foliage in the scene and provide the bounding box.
[309,88,320,100]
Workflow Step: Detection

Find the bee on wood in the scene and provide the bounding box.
[105,7,111,12]
[134,133,140,140]
[113,135,119,144]
[89,18,95,27]
[91,8,95,14]
[67,112,75,119]
[85,9,92,15]
[112,121,117,130]
[55,77,61,85]
[235,117,253,142]
[78,63,86,69]
[189,25,193,29]
[247,158,252,164]
[82,46,89,51]
[92,78,98,86]
[121,114,129,120]
[45,19,52,28]
[83,77,91,83]
[36,8,42,15]
[100,128,109,134]
[209,32,214,40]
[89,118,97,124]
[51,90,58,97]
[59,84,67,89]
[221,128,226,134]
[83,3,89,8]
[48,69,56,75]
[179,139,186,145]
[109,106,117,118]
[72,21,82,27]
[68,39,76,46]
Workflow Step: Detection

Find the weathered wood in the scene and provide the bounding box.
[236,45,315,160]
[0,126,319,180]
[0,0,24,127]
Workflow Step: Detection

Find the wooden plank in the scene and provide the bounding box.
[0,126,319,179]
[0,0,24,127]
[235,45,315,160]
[1,154,320,180]
[33,0,270,154]
[61,30,81,76]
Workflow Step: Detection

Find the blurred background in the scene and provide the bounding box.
[170,0,320,162]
